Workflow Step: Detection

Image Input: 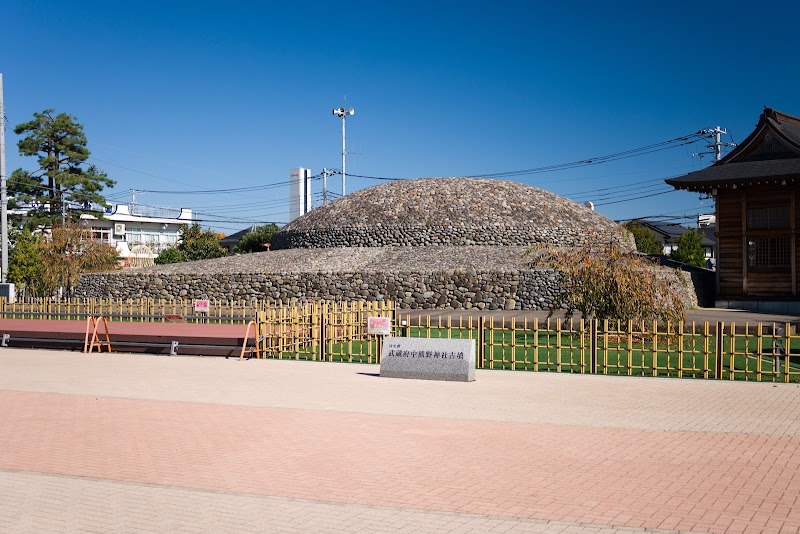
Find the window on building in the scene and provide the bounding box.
[748,236,790,267]
[91,227,112,243]
[747,206,790,230]
[126,229,178,253]
[746,205,791,268]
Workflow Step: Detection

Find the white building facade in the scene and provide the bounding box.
[289,167,311,222]
[81,205,193,267]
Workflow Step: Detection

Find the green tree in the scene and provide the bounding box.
[10,109,115,227]
[669,229,706,267]
[623,220,663,254]
[38,223,120,296]
[154,246,184,265]
[526,234,685,324]
[7,229,44,295]
[177,223,226,262]
[234,224,280,253]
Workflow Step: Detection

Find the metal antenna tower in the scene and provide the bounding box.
[332,104,354,196]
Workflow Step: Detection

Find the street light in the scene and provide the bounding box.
[0,73,7,283]
[332,106,354,196]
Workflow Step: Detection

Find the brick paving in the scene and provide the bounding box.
[0,470,687,534]
[2,349,800,533]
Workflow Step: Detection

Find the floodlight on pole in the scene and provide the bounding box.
[332,106,354,196]
[0,73,7,283]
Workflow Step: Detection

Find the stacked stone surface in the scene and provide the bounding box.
[78,265,577,310]
[271,178,635,250]
[77,178,701,309]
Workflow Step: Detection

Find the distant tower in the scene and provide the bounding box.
[289,167,312,222]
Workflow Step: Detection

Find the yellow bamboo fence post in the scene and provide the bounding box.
[757,323,764,381]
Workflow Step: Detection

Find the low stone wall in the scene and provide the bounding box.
[653,256,716,308]
[77,267,697,311]
[271,224,634,251]
[77,270,564,310]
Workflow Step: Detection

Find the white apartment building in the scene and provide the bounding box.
[80,205,193,267]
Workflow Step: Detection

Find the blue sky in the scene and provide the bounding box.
[4,1,800,234]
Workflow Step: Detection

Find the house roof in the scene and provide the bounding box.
[641,221,688,239]
[665,107,800,191]
[220,227,255,246]
[640,221,715,247]
[700,225,716,244]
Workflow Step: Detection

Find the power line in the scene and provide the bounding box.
[136,182,291,195]
[468,138,705,179]
[571,185,670,204]
[618,212,713,223]
[89,157,196,188]
[91,156,323,200]
[194,213,286,225]
[594,189,678,206]
[340,132,707,182]
[131,174,321,195]
[189,198,290,210]
[562,178,665,198]
[13,128,714,223]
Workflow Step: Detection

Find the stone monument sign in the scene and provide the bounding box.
[380,337,476,382]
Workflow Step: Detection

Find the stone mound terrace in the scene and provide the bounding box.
[271,177,633,250]
[110,246,532,275]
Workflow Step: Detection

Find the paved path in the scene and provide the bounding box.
[2,349,800,533]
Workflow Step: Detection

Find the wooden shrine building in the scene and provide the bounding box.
[666,107,800,313]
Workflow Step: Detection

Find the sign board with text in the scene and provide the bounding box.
[194,300,210,313]
[380,337,475,382]
[367,316,392,335]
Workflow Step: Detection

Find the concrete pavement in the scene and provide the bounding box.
[1,348,800,533]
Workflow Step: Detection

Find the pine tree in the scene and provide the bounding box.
[10,109,115,227]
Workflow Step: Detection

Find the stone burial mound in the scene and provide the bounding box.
[270,177,632,250]
[78,178,698,310]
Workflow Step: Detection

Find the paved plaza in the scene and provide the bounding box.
[1,349,800,533]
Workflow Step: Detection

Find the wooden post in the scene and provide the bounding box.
[478,316,486,369]
[590,319,598,374]
[715,321,724,379]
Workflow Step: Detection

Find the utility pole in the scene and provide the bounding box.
[1,73,8,283]
[322,168,329,205]
[698,195,702,229]
[702,126,736,162]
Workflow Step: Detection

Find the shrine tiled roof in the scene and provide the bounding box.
[666,159,800,190]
